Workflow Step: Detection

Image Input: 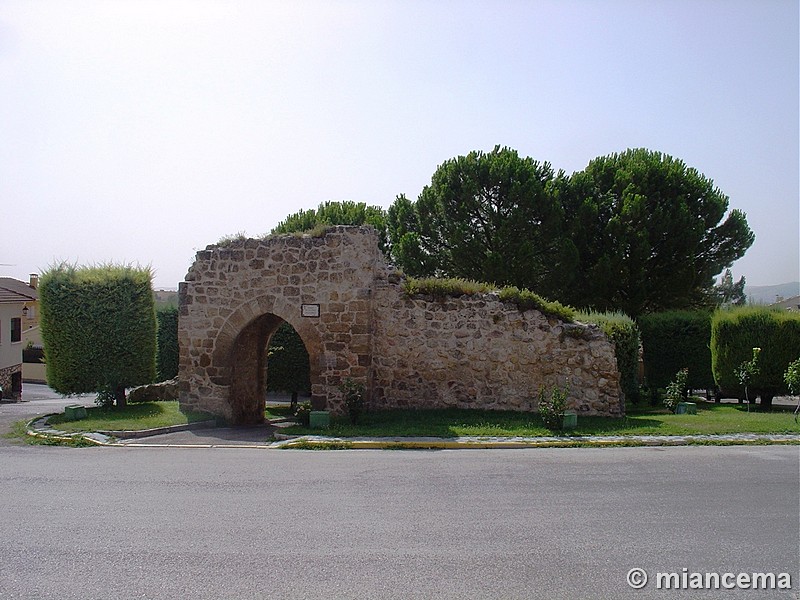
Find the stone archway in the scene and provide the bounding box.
[178,226,624,422]
[226,313,316,425]
[210,300,324,425]
[228,313,281,425]
[178,228,380,422]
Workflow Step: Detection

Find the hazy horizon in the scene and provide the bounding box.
[2,1,797,289]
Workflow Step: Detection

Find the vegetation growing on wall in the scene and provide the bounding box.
[39,263,157,408]
[403,277,575,322]
[271,200,389,253]
[577,311,641,405]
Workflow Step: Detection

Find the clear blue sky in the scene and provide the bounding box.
[1,0,797,290]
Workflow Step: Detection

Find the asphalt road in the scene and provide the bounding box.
[0,383,97,444]
[0,444,797,599]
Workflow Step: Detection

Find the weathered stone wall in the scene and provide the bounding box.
[178,226,624,423]
[179,227,383,422]
[0,364,22,400]
[370,289,622,416]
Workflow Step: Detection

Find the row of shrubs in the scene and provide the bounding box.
[573,306,800,409]
[638,307,800,408]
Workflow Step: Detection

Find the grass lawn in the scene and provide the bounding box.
[280,401,800,438]
[47,401,213,433]
[265,404,296,419]
[37,399,800,440]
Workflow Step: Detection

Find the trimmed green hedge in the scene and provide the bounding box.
[577,311,641,405]
[156,306,179,381]
[711,307,800,408]
[39,264,156,406]
[638,310,714,391]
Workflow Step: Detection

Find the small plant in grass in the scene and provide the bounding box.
[95,388,116,408]
[294,401,311,426]
[784,358,800,395]
[735,347,761,410]
[537,384,569,430]
[663,368,689,413]
[340,378,365,424]
[784,358,800,422]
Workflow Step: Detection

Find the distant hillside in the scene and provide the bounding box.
[154,289,179,308]
[746,282,800,305]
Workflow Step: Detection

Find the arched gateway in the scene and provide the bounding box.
[178,226,624,424]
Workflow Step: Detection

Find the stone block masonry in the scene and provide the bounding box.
[178,226,624,424]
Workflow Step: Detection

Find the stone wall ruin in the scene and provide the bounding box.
[178,226,624,423]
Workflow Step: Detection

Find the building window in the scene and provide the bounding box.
[11,318,21,343]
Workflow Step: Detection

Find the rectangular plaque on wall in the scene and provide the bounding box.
[301,304,320,318]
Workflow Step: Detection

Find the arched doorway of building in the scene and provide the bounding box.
[228,313,314,425]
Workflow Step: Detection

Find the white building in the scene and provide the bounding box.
[0,277,39,399]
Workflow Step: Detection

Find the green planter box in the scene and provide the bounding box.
[64,405,87,420]
[675,402,697,415]
[309,411,330,429]
[562,410,577,429]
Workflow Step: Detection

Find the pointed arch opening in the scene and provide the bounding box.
[226,311,319,425]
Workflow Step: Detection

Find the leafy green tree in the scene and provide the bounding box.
[386,194,434,277]
[713,268,747,307]
[561,149,754,316]
[388,146,578,296]
[266,321,310,408]
[39,264,157,408]
[272,200,389,253]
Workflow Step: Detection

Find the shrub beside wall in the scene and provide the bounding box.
[638,310,714,392]
[577,311,640,405]
[711,307,800,408]
[156,306,179,382]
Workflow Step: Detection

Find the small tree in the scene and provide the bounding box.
[785,358,800,422]
[663,368,689,413]
[713,269,747,307]
[785,358,800,395]
[735,347,761,411]
[537,384,569,430]
[39,264,157,408]
[339,378,365,424]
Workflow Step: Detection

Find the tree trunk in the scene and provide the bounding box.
[759,392,774,412]
[115,384,127,409]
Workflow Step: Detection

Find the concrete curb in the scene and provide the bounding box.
[24,415,800,449]
[96,420,217,439]
[25,415,219,446]
[270,433,800,450]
